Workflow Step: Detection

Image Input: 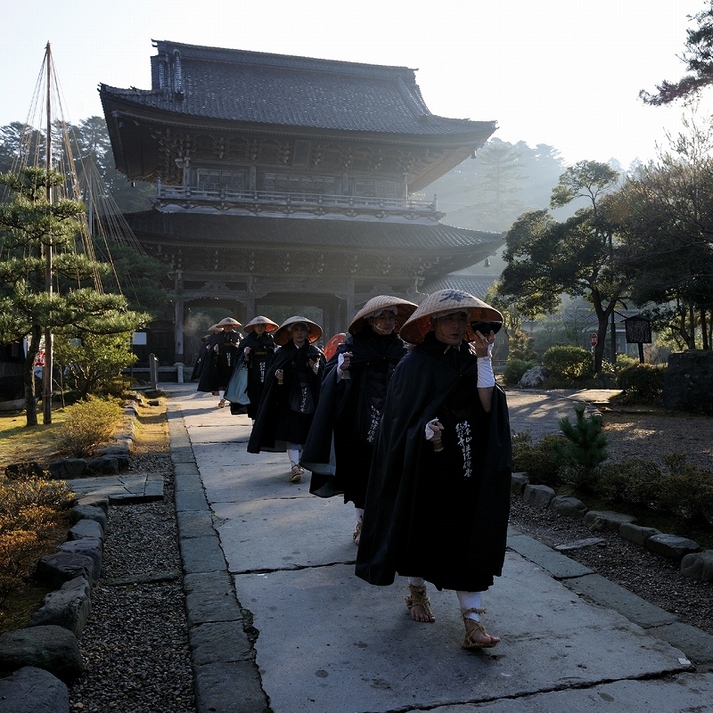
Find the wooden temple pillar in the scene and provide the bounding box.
[322,299,340,342]
[174,271,185,382]
[346,278,355,328]
[245,277,255,320]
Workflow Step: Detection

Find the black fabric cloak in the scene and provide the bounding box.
[196,332,221,393]
[214,330,243,390]
[301,326,408,506]
[247,340,326,453]
[234,331,276,419]
[355,332,512,592]
[190,337,210,381]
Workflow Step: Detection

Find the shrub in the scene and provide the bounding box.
[657,464,713,526]
[511,431,566,486]
[542,345,594,385]
[577,453,713,527]
[615,363,665,404]
[556,404,608,476]
[53,396,124,457]
[594,458,665,505]
[0,477,74,607]
[614,354,638,372]
[507,330,537,362]
[502,359,536,386]
[54,331,136,398]
[0,478,73,514]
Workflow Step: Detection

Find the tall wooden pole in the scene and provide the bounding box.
[42,41,53,424]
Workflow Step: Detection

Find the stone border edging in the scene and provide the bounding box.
[508,474,713,665]
[167,403,269,713]
[513,476,712,579]
[0,397,143,712]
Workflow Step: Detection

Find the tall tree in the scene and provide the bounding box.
[609,114,713,349]
[0,118,154,214]
[62,117,154,213]
[0,122,45,173]
[428,138,565,232]
[0,167,147,426]
[498,161,626,372]
[640,2,713,105]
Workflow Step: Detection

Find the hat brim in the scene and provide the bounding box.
[243,316,279,333]
[399,290,503,345]
[273,317,323,346]
[348,296,418,335]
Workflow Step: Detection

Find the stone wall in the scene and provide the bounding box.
[663,350,713,415]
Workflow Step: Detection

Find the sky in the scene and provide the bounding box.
[2,0,711,168]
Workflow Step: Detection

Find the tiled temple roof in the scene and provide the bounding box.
[101,40,494,139]
[124,211,503,253]
[421,274,497,298]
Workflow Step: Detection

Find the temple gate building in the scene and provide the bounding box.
[100,40,502,367]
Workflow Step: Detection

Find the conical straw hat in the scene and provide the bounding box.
[324,332,347,360]
[273,315,323,346]
[399,289,503,345]
[207,323,224,333]
[243,315,279,333]
[348,295,418,335]
[217,317,242,328]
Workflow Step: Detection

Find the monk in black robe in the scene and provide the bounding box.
[355,289,511,650]
[196,324,223,395]
[213,317,243,408]
[247,316,325,483]
[301,295,416,545]
[232,316,278,419]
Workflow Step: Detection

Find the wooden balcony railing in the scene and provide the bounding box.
[154,183,441,221]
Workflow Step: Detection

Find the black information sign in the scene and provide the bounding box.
[624,316,652,344]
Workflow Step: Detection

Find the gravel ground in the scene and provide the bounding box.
[68,435,197,712]
[67,400,713,711]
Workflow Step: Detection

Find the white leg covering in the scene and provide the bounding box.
[218,390,225,398]
[286,444,302,466]
[456,591,483,620]
[355,507,364,522]
[407,576,426,587]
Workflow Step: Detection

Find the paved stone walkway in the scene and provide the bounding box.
[65,472,164,503]
[162,384,713,713]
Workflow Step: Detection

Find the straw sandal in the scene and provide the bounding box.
[352,518,363,546]
[405,584,435,623]
[288,464,303,483]
[461,608,500,649]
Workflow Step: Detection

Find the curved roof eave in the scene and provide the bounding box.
[100,84,496,143]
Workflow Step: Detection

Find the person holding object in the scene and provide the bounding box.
[195,323,223,395]
[231,316,279,420]
[213,317,243,408]
[301,295,417,544]
[355,289,511,650]
[247,316,325,483]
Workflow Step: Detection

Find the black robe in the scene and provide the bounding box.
[196,332,221,393]
[355,332,512,592]
[234,331,276,419]
[190,337,210,381]
[247,340,326,453]
[301,326,408,507]
[214,330,242,390]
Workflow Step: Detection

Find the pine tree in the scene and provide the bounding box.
[556,404,609,487]
[0,167,147,425]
